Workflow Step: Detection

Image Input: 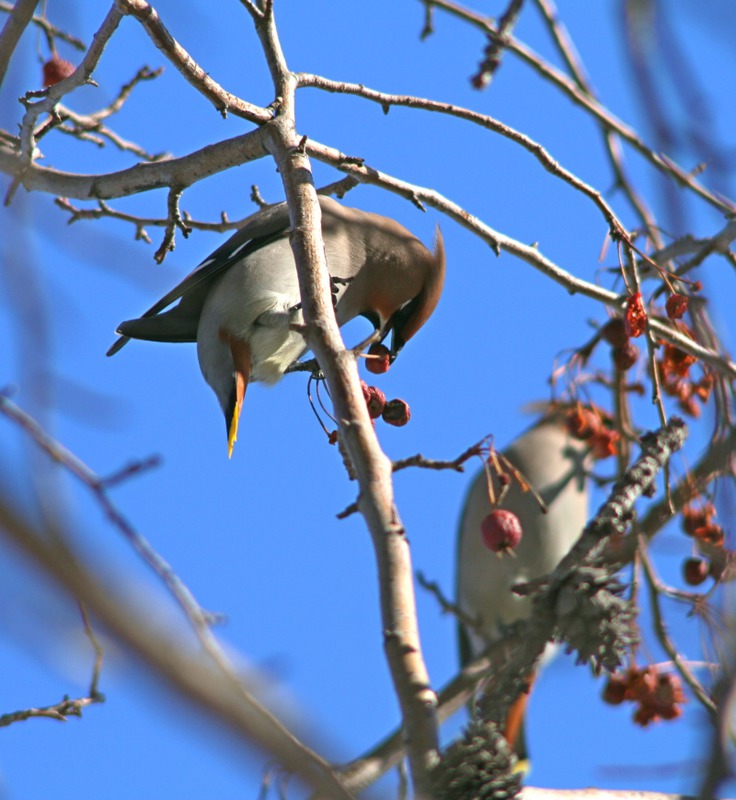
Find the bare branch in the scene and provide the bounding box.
[425,0,736,216]
[0,395,355,800]
[0,1,86,51]
[639,545,717,717]
[253,6,440,795]
[531,0,662,246]
[16,4,124,167]
[297,73,630,242]
[0,694,102,727]
[154,184,192,262]
[0,498,356,800]
[0,0,40,88]
[1,127,269,201]
[117,0,270,123]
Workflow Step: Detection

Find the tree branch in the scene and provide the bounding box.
[0,0,40,88]
[251,5,439,795]
[424,0,735,215]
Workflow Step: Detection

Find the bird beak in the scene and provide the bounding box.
[219,331,252,458]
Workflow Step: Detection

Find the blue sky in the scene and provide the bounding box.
[1,1,735,798]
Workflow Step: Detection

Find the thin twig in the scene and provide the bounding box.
[0,0,39,89]
[118,0,270,122]
[297,72,629,242]
[639,543,717,717]
[417,571,480,631]
[0,0,86,50]
[0,694,102,727]
[154,185,191,262]
[424,0,735,215]
[531,0,662,246]
[0,394,221,634]
[0,393,353,797]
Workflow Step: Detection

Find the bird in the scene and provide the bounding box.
[107,196,445,455]
[455,409,589,768]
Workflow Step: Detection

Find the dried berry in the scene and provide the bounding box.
[666,293,689,320]
[625,292,647,338]
[365,343,391,374]
[602,675,627,706]
[365,385,386,418]
[382,398,411,427]
[590,427,619,460]
[605,665,686,727]
[612,341,639,371]
[683,503,717,536]
[42,55,75,87]
[683,558,709,586]
[480,509,523,553]
[566,407,599,440]
[694,523,725,547]
[601,317,629,347]
[632,670,685,726]
[662,344,697,378]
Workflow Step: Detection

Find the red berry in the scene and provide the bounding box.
[42,56,75,87]
[625,292,647,338]
[365,385,386,418]
[601,318,629,347]
[602,675,627,706]
[612,341,639,370]
[590,427,619,460]
[566,407,599,440]
[381,398,411,427]
[666,293,689,320]
[683,557,709,586]
[365,343,391,374]
[480,509,523,553]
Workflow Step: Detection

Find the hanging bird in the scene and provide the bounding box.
[455,409,589,769]
[107,196,445,454]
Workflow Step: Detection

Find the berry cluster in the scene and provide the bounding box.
[565,404,619,460]
[359,380,411,427]
[601,317,639,372]
[656,337,713,418]
[602,665,686,726]
[681,502,727,586]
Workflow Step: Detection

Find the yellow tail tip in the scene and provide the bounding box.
[513,758,530,776]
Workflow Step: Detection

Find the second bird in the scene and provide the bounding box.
[456,410,590,768]
[108,196,445,454]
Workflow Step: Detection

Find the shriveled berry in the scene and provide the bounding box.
[666,293,689,320]
[365,385,386,418]
[602,675,627,706]
[365,343,391,374]
[682,503,715,537]
[566,407,599,440]
[590,427,619,460]
[612,341,639,370]
[382,398,411,426]
[683,558,709,586]
[625,292,647,338]
[43,56,75,87]
[601,317,629,347]
[480,509,523,553]
[662,344,696,378]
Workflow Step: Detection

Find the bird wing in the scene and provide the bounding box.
[106,202,293,356]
